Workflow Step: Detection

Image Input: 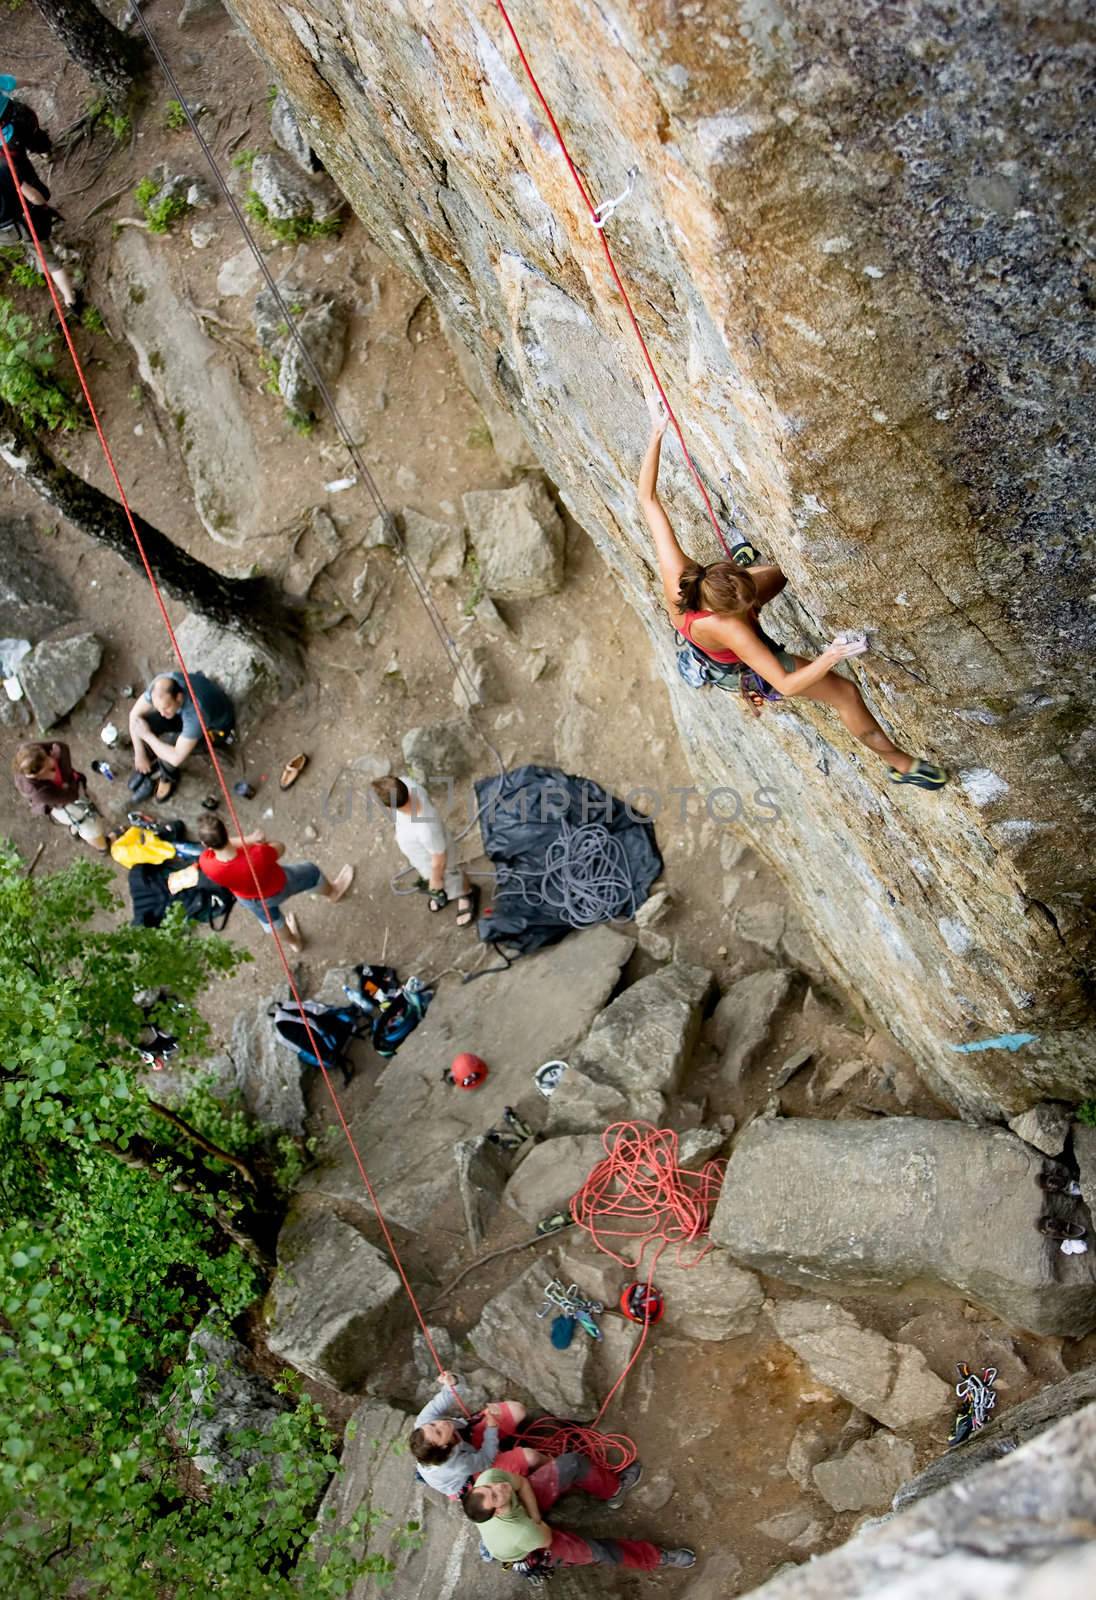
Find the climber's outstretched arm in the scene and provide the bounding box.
[638,412,689,618]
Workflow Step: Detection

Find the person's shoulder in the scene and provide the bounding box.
[474,1467,507,1486]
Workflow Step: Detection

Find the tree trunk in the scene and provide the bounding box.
[0,405,295,644]
[30,0,143,103]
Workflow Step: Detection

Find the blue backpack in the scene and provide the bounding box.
[271,999,367,1085]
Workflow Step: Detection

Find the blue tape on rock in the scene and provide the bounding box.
[949,1032,1039,1054]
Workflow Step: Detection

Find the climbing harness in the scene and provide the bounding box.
[537,1279,604,1341]
[947,1363,998,1449]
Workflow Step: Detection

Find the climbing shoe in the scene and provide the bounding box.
[889,759,948,790]
[535,1209,573,1237]
[947,1407,974,1449]
[659,1548,697,1568]
[607,1461,644,1509]
[729,539,759,568]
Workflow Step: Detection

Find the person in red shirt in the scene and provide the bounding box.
[169,816,352,953]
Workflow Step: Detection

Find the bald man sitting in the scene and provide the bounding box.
[129,670,235,802]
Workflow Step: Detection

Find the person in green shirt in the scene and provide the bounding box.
[465,1452,695,1573]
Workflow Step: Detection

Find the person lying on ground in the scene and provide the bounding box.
[128,671,235,802]
[638,390,948,790]
[370,774,479,926]
[409,1370,547,1499]
[465,1452,695,1573]
[12,740,108,850]
[166,816,352,955]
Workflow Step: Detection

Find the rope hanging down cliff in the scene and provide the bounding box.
[491,0,737,561]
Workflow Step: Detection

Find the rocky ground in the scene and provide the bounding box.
[3,6,1096,1597]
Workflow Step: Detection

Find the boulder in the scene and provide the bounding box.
[770,1299,951,1427]
[505,1133,605,1225]
[277,298,348,420]
[1008,1101,1073,1157]
[655,1251,763,1341]
[401,718,479,781]
[786,1420,830,1491]
[712,1118,1096,1336]
[452,642,500,709]
[812,1431,917,1513]
[229,992,308,1134]
[547,962,713,1134]
[454,1134,510,1247]
[707,968,795,1085]
[463,475,565,599]
[177,0,222,25]
[266,1205,402,1390]
[298,927,634,1233]
[283,506,342,597]
[734,901,787,954]
[173,612,299,722]
[183,1324,288,1483]
[248,151,341,225]
[368,509,466,579]
[315,1397,514,1599]
[270,89,319,173]
[469,1258,600,1414]
[19,628,101,729]
[678,1124,731,1166]
[0,517,73,641]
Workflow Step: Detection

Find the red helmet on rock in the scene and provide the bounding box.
[444,1052,488,1089]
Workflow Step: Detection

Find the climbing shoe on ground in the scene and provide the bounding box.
[535,1209,573,1237]
[889,759,948,790]
[607,1461,643,1509]
[1037,1216,1086,1240]
[659,1548,697,1568]
[729,539,759,568]
[1038,1169,1083,1196]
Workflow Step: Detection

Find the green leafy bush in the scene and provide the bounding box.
[244,189,342,243]
[0,245,45,290]
[163,98,188,131]
[134,175,192,235]
[0,297,82,430]
[1076,1099,1096,1127]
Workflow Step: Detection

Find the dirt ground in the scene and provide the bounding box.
[1,6,1089,1594]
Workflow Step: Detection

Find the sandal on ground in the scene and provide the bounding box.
[889,759,948,790]
[1037,1215,1086,1240]
[280,753,308,790]
[154,775,179,803]
[328,864,354,904]
[456,885,480,927]
[427,887,449,913]
[1039,1170,1083,1196]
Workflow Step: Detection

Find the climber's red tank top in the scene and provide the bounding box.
[680,609,744,664]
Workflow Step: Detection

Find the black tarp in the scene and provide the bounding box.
[474,764,663,955]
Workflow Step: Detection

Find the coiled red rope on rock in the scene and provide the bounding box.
[519,1124,726,1469]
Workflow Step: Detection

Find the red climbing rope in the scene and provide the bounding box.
[522,1123,725,1467]
[0,128,466,1414]
[492,0,734,559]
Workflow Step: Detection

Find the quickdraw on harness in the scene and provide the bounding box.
[506,1546,556,1584]
[947,1363,998,1448]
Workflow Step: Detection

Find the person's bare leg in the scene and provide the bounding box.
[281,911,304,953]
[50,264,76,307]
[789,656,913,771]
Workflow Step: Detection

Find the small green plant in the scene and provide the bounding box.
[257,350,281,396]
[129,383,143,405]
[89,97,132,142]
[288,410,316,436]
[466,418,493,450]
[134,175,192,235]
[0,246,44,290]
[163,99,188,132]
[1077,1099,1096,1128]
[230,148,257,170]
[266,83,279,107]
[80,304,106,334]
[0,296,82,431]
[462,549,484,615]
[244,189,342,243]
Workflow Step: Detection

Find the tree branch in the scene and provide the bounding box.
[147,1100,258,1189]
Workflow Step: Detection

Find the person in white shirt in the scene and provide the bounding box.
[371,775,478,925]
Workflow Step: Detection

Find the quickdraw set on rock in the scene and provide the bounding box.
[537,1279,603,1347]
[947,1362,998,1449]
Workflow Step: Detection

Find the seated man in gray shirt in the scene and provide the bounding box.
[128,670,235,802]
[409,1371,546,1500]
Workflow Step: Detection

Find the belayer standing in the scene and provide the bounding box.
[0,75,77,309]
[638,391,948,789]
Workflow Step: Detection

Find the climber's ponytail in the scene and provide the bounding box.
[678,560,756,617]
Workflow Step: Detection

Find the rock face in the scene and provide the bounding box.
[316,1397,514,1599]
[1008,1101,1072,1157]
[266,1205,403,1390]
[712,1118,1096,1337]
[0,517,74,641]
[742,1400,1096,1600]
[401,718,479,780]
[183,1324,288,1483]
[248,151,341,225]
[771,1298,951,1428]
[19,628,102,729]
[470,1259,600,1415]
[547,961,713,1134]
[227,0,1096,1114]
[463,476,565,599]
[505,1133,605,1225]
[228,992,309,1134]
[173,611,299,721]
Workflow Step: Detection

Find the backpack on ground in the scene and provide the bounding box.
[271,999,368,1085]
[343,963,432,1059]
[129,861,234,931]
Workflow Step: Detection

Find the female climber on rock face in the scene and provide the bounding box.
[637,390,948,789]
